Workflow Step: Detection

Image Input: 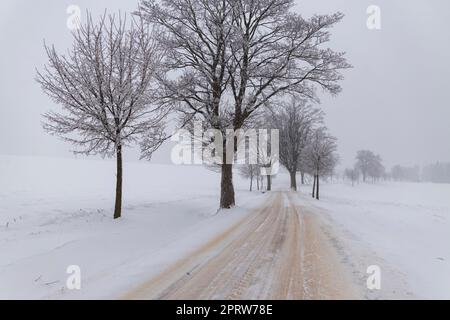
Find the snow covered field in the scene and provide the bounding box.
[293,180,450,299]
[0,155,265,299]
[2,155,450,300]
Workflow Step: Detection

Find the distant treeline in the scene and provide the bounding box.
[392,162,450,183]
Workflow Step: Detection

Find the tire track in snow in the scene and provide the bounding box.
[124,191,360,300]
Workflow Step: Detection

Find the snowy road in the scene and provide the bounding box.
[124,191,360,300]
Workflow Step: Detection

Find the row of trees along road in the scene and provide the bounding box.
[239,98,339,200]
[37,0,350,218]
[138,0,350,209]
[268,97,325,192]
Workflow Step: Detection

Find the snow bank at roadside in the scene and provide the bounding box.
[292,180,450,299]
[0,155,266,299]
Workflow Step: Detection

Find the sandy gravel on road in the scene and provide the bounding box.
[124,191,360,300]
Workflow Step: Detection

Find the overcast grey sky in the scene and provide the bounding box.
[0,0,449,169]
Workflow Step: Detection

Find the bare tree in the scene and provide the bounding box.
[223,0,350,205]
[368,154,385,182]
[355,150,384,183]
[36,12,166,219]
[344,167,359,186]
[138,0,236,208]
[304,128,338,200]
[239,119,277,192]
[247,116,279,192]
[269,97,324,191]
[259,142,276,191]
[139,0,350,208]
[299,164,308,185]
[238,163,260,191]
[355,150,371,182]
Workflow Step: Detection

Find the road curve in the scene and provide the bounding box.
[123,191,359,300]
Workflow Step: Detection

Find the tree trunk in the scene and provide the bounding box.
[301,172,305,185]
[256,175,260,191]
[220,163,235,208]
[312,175,316,198]
[113,145,123,219]
[249,174,253,192]
[267,175,272,191]
[290,171,297,191]
[315,174,320,200]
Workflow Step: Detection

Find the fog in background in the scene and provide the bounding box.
[0,0,449,169]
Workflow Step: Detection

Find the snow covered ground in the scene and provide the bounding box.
[3,155,450,300]
[0,155,266,299]
[291,179,450,299]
